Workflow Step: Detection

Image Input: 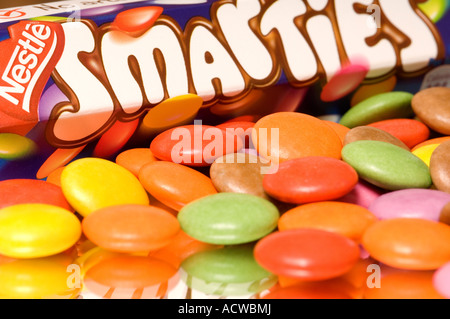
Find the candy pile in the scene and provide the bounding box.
[0,86,450,299]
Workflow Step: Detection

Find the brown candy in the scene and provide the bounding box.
[343,126,409,150]
[412,87,450,135]
[210,153,271,200]
[430,140,450,193]
[440,202,450,225]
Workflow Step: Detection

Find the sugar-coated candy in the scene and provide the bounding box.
[337,180,385,208]
[412,143,441,167]
[322,120,350,145]
[412,87,450,135]
[440,202,450,225]
[0,204,81,259]
[115,148,158,176]
[339,91,414,128]
[350,75,397,106]
[180,244,276,297]
[362,218,450,270]
[138,161,217,211]
[83,255,178,299]
[141,94,203,132]
[210,153,271,199]
[61,157,149,216]
[178,193,279,245]
[367,118,430,149]
[82,204,180,253]
[342,140,432,190]
[0,133,36,160]
[252,112,342,164]
[343,126,409,150]
[93,119,139,158]
[262,156,358,204]
[0,254,80,299]
[433,262,450,299]
[150,124,243,166]
[368,189,450,221]
[36,146,85,180]
[262,283,351,299]
[0,179,72,211]
[278,201,377,243]
[254,229,360,281]
[430,140,450,193]
[363,265,444,299]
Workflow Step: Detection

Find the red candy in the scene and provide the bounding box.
[320,60,369,102]
[150,124,243,166]
[0,179,72,211]
[216,121,255,149]
[254,229,360,281]
[93,119,139,158]
[368,118,430,149]
[263,156,358,204]
[112,6,163,35]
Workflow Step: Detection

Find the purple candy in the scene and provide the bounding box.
[368,188,450,221]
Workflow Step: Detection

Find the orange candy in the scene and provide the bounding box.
[368,118,430,149]
[252,112,342,163]
[262,283,351,299]
[362,218,450,270]
[82,204,180,253]
[83,255,178,299]
[411,136,450,152]
[323,120,351,145]
[138,161,217,211]
[115,148,158,176]
[149,230,220,268]
[36,146,85,180]
[278,201,377,243]
[140,94,203,133]
[45,167,65,187]
[363,267,444,299]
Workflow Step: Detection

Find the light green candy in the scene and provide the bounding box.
[340,92,414,128]
[181,244,276,296]
[178,192,279,245]
[0,133,36,160]
[418,0,448,22]
[342,140,432,191]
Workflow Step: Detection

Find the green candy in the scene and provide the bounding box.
[342,140,432,191]
[181,244,276,296]
[0,133,36,160]
[178,193,279,245]
[340,92,414,128]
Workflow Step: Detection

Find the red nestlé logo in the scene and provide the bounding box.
[0,21,64,124]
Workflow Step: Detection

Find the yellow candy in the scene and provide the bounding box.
[61,157,149,216]
[418,0,448,22]
[140,94,203,134]
[412,144,440,167]
[0,204,81,259]
[0,133,36,160]
[0,255,80,299]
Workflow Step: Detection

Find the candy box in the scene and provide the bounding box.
[0,0,449,181]
[0,0,450,301]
